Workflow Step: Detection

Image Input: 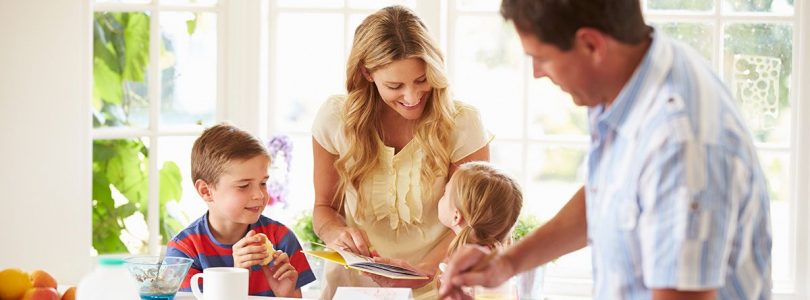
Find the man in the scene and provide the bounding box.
[440,0,772,299]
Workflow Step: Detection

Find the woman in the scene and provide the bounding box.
[311,5,492,299]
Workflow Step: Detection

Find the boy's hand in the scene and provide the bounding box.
[232,230,270,269]
[261,250,300,297]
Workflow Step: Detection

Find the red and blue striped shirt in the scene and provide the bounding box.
[167,213,315,297]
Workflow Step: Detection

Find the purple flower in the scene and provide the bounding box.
[266,134,293,207]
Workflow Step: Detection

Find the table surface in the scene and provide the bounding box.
[174,292,317,300]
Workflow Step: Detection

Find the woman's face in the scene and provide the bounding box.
[369,57,432,120]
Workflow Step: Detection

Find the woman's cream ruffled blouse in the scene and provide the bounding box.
[311,95,492,299]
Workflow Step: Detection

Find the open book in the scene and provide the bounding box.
[305,248,429,280]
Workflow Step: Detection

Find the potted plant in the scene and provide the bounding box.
[292,210,325,291]
[512,214,546,300]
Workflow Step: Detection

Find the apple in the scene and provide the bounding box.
[61,286,76,300]
[30,270,57,289]
[21,287,59,300]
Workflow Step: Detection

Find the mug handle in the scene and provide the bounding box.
[190,273,205,300]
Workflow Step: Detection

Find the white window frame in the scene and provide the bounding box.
[90,0,263,256]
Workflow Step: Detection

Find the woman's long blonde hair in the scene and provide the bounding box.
[334,5,459,216]
[447,162,523,255]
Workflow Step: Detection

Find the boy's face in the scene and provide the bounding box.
[438,177,461,232]
[204,155,270,226]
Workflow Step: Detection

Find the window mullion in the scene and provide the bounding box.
[792,0,810,296]
[147,0,162,256]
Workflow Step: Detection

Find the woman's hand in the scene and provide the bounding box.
[328,226,376,257]
[360,257,434,289]
[261,251,301,298]
[231,230,270,269]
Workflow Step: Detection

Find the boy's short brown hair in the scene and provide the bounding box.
[191,123,270,186]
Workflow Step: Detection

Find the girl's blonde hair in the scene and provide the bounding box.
[447,162,523,255]
[334,5,461,216]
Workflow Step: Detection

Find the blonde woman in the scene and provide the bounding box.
[311,5,492,299]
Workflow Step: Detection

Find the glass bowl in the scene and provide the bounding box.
[124,256,194,300]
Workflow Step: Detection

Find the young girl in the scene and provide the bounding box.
[438,161,523,256]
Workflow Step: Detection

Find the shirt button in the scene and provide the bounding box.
[589,186,598,193]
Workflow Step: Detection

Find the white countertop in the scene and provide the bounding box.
[174,292,317,300]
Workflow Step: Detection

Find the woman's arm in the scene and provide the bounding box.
[312,137,373,257]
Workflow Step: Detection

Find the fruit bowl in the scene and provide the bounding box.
[124,256,193,300]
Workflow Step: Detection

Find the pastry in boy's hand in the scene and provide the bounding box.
[256,233,275,265]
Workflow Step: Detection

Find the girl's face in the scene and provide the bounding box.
[438,176,462,233]
[368,57,432,121]
[205,155,270,227]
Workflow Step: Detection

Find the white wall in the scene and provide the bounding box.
[0,0,92,284]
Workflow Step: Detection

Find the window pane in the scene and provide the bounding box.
[654,22,714,63]
[92,138,151,254]
[96,0,150,3]
[528,78,588,137]
[525,145,586,221]
[277,0,343,9]
[490,141,525,185]
[160,0,217,5]
[457,0,500,11]
[723,0,794,14]
[758,151,790,285]
[265,135,316,224]
[160,12,217,127]
[525,145,591,279]
[723,23,792,145]
[157,136,202,235]
[453,16,525,139]
[275,13,345,133]
[645,0,714,11]
[348,0,415,9]
[93,12,151,129]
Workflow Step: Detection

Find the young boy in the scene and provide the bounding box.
[167,123,314,297]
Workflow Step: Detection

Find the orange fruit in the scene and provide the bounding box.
[30,270,57,289]
[61,286,76,300]
[21,287,59,300]
[0,268,32,299]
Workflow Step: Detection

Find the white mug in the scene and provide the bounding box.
[190,267,248,300]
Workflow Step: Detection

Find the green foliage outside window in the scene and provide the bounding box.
[292,210,325,251]
[92,12,195,253]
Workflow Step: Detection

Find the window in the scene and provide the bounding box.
[266,0,417,222]
[91,0,219,255]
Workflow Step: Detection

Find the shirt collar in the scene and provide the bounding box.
[591,27,673,134]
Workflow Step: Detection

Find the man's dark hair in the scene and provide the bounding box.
[500,0,649,50]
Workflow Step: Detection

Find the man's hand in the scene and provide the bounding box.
[231,230,270,269]
[439,245,515,300]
